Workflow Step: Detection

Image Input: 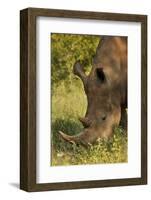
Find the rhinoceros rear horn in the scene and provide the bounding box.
[79,117,92,128]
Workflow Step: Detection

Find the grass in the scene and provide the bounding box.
[51,82,128,166]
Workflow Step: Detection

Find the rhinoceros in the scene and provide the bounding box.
[59,36,127,145]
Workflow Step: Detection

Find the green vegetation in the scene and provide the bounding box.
[51,33,127,166]
[51,85,127,166]
[51,33,100,87]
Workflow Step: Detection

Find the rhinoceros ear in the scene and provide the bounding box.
[73,61,87,87]
[96,67,106,82]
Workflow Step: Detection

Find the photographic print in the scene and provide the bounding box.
[51,34,128,166]
[20,8,147,191]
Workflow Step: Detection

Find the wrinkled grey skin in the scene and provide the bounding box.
[59,36,127,145]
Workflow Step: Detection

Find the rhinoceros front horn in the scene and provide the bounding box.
[59,131,87,145]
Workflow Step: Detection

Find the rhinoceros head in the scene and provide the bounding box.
[59,37,127,145]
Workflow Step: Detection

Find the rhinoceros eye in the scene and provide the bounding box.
[102,115,106,121]
[96,68,106,82]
